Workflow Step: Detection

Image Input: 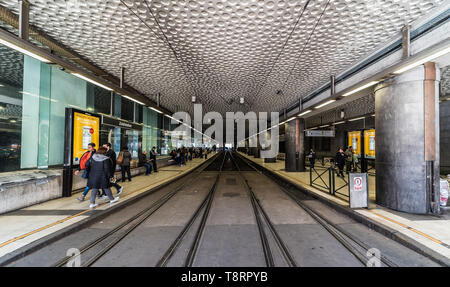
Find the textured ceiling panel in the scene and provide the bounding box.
[0,0,446,116]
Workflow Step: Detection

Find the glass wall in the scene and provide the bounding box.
[0,45,23,172]
[0,40,178,174]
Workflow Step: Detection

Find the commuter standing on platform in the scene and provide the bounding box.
[75,143,96,202]
[335,147,346,177]
[150,146,158,172]
[85,147,119,209]
[103,143,123,196]
[118,146,132,182]
[345,146,354,174]
[308,149,316,169]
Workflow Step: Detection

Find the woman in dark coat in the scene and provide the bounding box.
[86,147,119,208]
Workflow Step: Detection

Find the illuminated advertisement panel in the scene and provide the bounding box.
[348,131,361,156]
[364,129,376,159]
[73,112,100,164]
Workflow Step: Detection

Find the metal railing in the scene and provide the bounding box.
[309,165,349,199]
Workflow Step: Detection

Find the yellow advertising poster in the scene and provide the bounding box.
[348,131,361,156]
[364,129,376,159]
[73,112,100,164]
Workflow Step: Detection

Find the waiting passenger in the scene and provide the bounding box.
[139,151,153,175]
[85,147,119,209]
[345,146,354,174]
[118,146,132,182]
[335,148,346,178]
[150,147,158,172]
[308,149,316,169]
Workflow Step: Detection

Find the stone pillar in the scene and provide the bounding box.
[375,63,440,214]
[285,118,305,172]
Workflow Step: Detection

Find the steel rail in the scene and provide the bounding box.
[236,153,397,267]
[183,151,227,267]
[54,152,221,267]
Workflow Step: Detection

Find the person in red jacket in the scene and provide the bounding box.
[75,143,96,201]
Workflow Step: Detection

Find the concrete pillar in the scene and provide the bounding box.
[375,63,440,214]
[285,118,305,172]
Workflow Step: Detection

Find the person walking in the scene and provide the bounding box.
[103,143,123,196]
[140,150,153,175]
[119,146,132,182]
[75,143,96,202]
[203,148,208,160]
[150,146,158,172]
[308,148,316,169]
[335,147,346,177]
[85,147,119,209]
[344,146,354,174]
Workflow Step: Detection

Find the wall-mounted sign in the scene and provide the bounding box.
[348,131,361,156]
[305,130,335,137]
[349,173,369,208]
[102,115,143,131]
[364,129,376,159]
[73,112,100,165]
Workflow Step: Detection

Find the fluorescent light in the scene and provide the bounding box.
[298,110,312,117]
[287,117,296,122]
[0,38,50,63]
[394,45,450,74]
[332,121,346,125]
[348,116,365,122]
[315,100,336,109]
[309,127,318,130]
[342,81,379,97]
[122,95,146,106]
[71,73,113,91]
[319,125,329,128]
[149,107,163,114]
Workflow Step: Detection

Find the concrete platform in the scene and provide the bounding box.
[0,154,217,259]
[238,152,450,263]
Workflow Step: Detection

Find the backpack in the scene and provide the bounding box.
[79,151,92,170]
[117,151,124,165]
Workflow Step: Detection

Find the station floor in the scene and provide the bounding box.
[0,155,216,259]
[238,152,450,261]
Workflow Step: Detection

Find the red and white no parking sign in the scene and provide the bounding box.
[353,177,363,191]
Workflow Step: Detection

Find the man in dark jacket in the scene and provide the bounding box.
[85,147,119,208]
[120,146,132,182]
[102,143,123,196]
[139,151,153,175]
[150,147,158,172]
[335,147,346,177]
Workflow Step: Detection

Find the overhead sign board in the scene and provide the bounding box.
[305,130,335,137]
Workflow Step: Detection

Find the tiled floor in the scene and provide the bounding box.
[0,155,216,258]
[238,152,450,260]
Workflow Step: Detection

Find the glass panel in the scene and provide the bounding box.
[93,85,111,115]
[0,45,23,172]
[121,97,134,122]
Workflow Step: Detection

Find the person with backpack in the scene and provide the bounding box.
[118,146,132,182]
[85,147,119,209]
[75,143,96,202]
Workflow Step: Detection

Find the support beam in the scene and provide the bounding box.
[401,25,411,60]
[120,67,125,89]
[18,0,29,41]
[285,118,305,172]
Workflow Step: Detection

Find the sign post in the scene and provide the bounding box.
[349,173,369,208]
[62,108,101,197]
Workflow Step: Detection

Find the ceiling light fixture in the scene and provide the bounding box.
[122,95,146,106]
[394,45,450,74]
[298,110,312,117]
[332,121,346,125]
[71,73,113,91]
[342,81,379,97]
[149,107,163,114]
[315,100,336,109]
[0,38,50,63]
[348,116,365,122]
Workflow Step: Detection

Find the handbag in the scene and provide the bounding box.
[117,151,124,165]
